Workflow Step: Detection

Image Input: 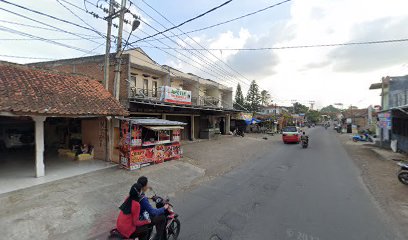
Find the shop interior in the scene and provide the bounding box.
[0,116,113,194]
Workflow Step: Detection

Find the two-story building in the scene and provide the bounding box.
[30,48,236,163]
[370,75,408,151]
[260,105,288,115]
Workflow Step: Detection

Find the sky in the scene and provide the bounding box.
[0,0,408,109]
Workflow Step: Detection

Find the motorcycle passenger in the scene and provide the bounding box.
[116,183,151,239]
[137,176,169,240]
[301,131,309,144]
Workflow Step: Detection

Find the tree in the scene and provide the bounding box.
[320,105,341,113]
[293,102,309,114]
[306,110,321,123]
[245,80,261,112]
[260,90,271,106]
[233,83,246,110]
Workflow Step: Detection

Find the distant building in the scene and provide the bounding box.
[260,105,289,115]
[370,75,408,152]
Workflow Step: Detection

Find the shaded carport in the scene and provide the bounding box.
[0,61,128,179]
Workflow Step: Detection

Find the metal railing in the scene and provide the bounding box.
[129,87,161,100]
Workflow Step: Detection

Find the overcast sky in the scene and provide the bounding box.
[1,0,408,109]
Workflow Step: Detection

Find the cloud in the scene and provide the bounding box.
[328,16,408,72]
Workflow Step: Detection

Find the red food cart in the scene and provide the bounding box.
[118,118,186,170]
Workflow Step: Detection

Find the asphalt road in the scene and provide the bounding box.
[172,127,401,240]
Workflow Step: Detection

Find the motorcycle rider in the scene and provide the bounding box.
[137,176,169,240]
[300,131,309,144]
[115,183,151,239]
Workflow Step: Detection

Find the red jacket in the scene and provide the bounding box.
[116,198,150,238]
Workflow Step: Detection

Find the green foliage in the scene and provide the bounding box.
[320,105,341,113]
[245,80,261,112]
[306,110,321,123]
[293,102,309,114]
[233,83,246,110]
[260,90,271,106]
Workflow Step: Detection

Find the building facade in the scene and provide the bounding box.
[30,48,236,162]
[370,75,408,152]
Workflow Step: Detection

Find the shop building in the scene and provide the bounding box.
[0,62,127,186]
[30,48,237,163]
[370,75,408,151]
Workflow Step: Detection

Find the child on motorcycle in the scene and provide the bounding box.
[137,176,169,240]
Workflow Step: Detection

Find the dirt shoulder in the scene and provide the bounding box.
[338,133,408,239]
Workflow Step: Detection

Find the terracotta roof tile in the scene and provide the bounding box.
[0,61,128,116]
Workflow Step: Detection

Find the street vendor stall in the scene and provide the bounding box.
[118,118,186,170]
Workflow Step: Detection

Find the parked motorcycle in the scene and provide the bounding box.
[233,128,245,137]
[396,161,408,185]
[109,192,180,240]
[352,133,372,142]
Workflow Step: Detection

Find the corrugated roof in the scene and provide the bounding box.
[0,61,128,116]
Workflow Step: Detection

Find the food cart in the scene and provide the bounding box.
[118,118,186,170]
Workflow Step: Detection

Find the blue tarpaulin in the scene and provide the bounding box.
[245,118,262,125]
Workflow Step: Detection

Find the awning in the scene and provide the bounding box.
[144,126,184,131]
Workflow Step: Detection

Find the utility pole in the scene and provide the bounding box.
[113,0,127,100]
[103,0,114,163]
[103,0,114,90]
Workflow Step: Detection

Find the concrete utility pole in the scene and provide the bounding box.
[103,0,114,90]
[113,0,127,101]
[104,0,114,163]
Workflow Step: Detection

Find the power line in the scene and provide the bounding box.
[0,54,56,60]
[56,0,106,39]
[138,0,251,87]
[134,17,242,87]
[0,25,99,55]
[128,0,234,44]
[0,7,104,46]
[134,38,408,51]
[0,18,100,39]
[0,37,101,41]
[0,0,105,37]
[145,0,291,42]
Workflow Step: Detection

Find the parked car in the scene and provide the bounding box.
[282,126,301,144]
[0,126,35,150]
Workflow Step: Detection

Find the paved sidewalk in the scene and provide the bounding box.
[0,133,279,240]
[0,161,204,240]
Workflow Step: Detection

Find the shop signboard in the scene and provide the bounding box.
[160,86,192,105]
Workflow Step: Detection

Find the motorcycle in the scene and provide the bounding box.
[109,192,181,240]
[301,137,308,149]
[352,133,372,142]
[233,128,245,137]
[396,161,408,185]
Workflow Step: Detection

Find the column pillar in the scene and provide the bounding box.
[190,115,195,141]
[32,116,46,177]
[225,114,231,134]
[162,114,167,120]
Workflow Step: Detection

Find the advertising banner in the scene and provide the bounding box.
[378,112,392,130]
[160,86,192,105]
